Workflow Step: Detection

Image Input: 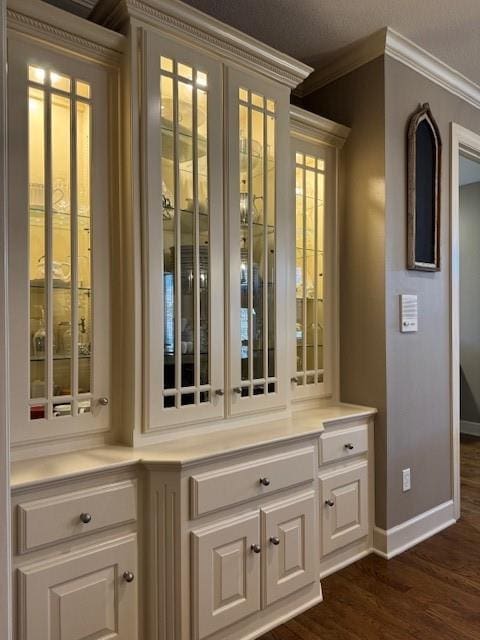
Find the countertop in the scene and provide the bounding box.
[10,403,376,490]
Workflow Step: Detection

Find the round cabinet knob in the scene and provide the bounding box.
[80,512,92,524]
[344,443,355,450]
[98,397,109,406]
[123,570,135,583]
[233,387,242,395]
[251,544,261,554]
[270,536,280,546]
[325,499,335,508]
[290,377,298,384]
[215,389,224,396]
[259,477,270,487]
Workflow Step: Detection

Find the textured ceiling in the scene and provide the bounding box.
[179,0,480,86]
[48,0,480,85]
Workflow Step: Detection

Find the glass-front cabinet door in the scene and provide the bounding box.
[8,39,111,446]
[143,33,224,430]
[228,68,289,415]
[291,135,335,401]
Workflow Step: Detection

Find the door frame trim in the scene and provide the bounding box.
[450,123,480,520]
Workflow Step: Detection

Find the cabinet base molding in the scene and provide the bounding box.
[373,500,456,559]
[320,543,372,579]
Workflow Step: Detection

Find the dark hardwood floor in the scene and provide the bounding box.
[259,434,480,640]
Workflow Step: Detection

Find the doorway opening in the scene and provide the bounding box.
[451,123,480,522]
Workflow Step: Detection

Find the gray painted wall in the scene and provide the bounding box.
[459,182,480,424]
[304,54,480,530]
[303,57,389,527]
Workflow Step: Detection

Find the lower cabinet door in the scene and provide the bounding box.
[17,535,138,640]
[261,491,316,606]
[320,461,368,556]
[191,512,261,640]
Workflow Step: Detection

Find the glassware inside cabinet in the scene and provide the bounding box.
[160,57,211,410]
[295,152,325,388]
[28,67,93,420]
[238,88,276,398]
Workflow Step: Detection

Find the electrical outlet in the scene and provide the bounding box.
[402,468,411,492]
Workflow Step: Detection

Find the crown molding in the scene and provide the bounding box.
[91,0,313,89]
[290,105,350,149]
[7,0,125,65]
[296,28,387,98]
[296,27,480,111]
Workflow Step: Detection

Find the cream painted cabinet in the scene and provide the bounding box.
[113,0,311,436]
[262,491,316,606]
[141,31,292,430]
[7,28,119,455]
[191,492,318,640]
[191,512,261,640]
[320,462,368,556]
[289,108,350,404]
[17,535,137,640]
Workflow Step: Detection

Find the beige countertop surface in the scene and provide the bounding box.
[10,403,376,490]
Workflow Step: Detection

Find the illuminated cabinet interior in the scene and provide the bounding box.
[290,107,349,402]
[8,36,112,451]
[28,66,93,420]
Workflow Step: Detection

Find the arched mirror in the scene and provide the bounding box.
[407,102,442,271]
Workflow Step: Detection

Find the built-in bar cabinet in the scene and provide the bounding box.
[7,1,375,639]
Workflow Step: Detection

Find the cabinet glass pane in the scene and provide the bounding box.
[238,88,276,397]
[295,152,325,387]
[161,58,211,408]
[28,66,93,420]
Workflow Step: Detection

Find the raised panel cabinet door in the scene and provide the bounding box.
[320,461,368,556]
[8,37,111,445]
[191,512,261,640]
[227,67,290,416]
[141,30,225,430]
[261,491,317,606]
[17,535,138,640]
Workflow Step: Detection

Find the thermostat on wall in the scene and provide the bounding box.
[400,294,418,333]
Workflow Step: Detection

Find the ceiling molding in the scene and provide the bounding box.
[7,0,125,65]
[92,0,313,89]
[290,105,350,149]
[295,28,387,98]
[296,26,480,112]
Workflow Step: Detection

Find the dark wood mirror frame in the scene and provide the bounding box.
[407,102,442,271]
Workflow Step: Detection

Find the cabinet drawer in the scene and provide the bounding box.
[190,447,315,518]
[319,424,368,464]
[17,480,137,553]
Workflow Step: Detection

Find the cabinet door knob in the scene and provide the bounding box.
[215,389,224,396]
[123,570,135,583]
[80,512,92,524]
[259,477,270,487]
[290,376,298,384]
[251,544,261,554]
[345,443,354,450]
[233,387,242,394]
[270,536,280,546]
[98,397,109,406]
[325,499,335,507]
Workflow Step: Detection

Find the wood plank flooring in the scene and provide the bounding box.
[259,435,480,640]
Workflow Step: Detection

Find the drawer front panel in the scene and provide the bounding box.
[190,447,315,518]
[320,462,368,556]
[17,480,137,553]
[319,424,368,465]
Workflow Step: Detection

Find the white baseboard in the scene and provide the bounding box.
[320,548,372,579]
[372,500,456,559]
[460,420,480,437]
